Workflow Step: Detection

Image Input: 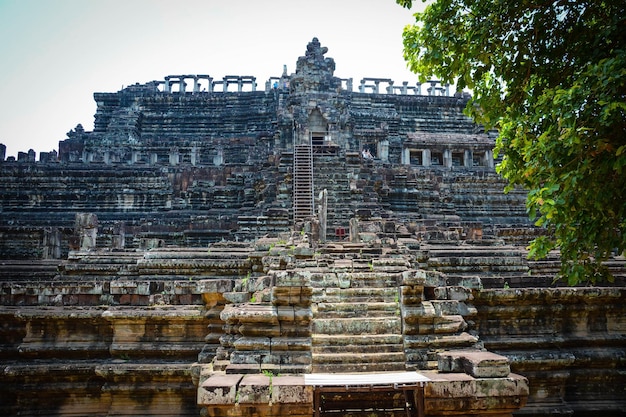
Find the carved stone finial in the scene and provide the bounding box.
[290,37,340,93]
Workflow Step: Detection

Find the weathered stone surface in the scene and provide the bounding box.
[198,373,243,405]
[1,36,624,417]
[438,350,511,378]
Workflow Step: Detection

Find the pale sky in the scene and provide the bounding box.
[0,0,427,159]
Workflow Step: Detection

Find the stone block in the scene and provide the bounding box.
[433,315,467,334]
[421,371,529,414]
[233,336,271,351]
[198,373,243,405]
[271,375,312,404]
[220,304,278,325]
[401,285,424,305]
[272,270,310,286]
[270,337,311,351]
[239,324,281,338]
[434,286,473,301]
[438,350,511,378]
[238,374,271,404]
[110,281,151,295]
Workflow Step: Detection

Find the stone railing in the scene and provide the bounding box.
[116,74,455,97]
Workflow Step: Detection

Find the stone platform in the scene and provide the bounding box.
[198,351,529,416]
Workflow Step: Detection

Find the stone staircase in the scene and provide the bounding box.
[310,256,408,372]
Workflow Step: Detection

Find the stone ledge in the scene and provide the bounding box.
[198,371,528,415]
[198,373,312,406]
[438,349,511,378]
[420,370,529,414]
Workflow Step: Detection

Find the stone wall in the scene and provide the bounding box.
[473,287,626,416]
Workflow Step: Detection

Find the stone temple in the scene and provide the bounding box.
[0,38,625,417]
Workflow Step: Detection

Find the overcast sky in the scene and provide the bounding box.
[0,0,427,158]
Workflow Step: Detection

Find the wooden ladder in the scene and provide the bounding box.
[293,144,314,223]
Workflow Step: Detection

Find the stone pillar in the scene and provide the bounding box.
[349,217,359,243]
[75,213,98,251]
[169,148,179,166]
[464,150,472,168]
[191,146,198,166]
[0,143,5,161]
[423,149,431,167]
[416,82,422,95]
[378,140,389,162]
[111,221,125,249]
[213,148,224,166]
[402,148,411,165]
[428,81,437,96]
[317,189,327,243]
[443,149,452,168]
[42,227,61,259]
[485,149,494,169]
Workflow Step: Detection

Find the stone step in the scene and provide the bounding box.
[312,317,401,335]
[311,357,406,373]
[312,333,403,347]
[312,287,398,303]
[310,272,402,288]
[313,351,406,365]
[314,301,399,318]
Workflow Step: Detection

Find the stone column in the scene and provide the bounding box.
[443,149,452,168]
[423,149,431,167]
[75,213,98,251]
[349,217,359,243]
[191,146,198,166]
[463,149,473,168]
[317,189,327,243]
[42,227,61,259]
[111,221,125,250]
[169,148,180,166]
[485,149,494,169]
[378,140,389,162]
[213,148,224,166]
[402,148,411,165]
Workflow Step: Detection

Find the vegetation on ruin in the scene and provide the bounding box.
[397,0,626,284]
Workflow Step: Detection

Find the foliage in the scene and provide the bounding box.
[397,0,626,284]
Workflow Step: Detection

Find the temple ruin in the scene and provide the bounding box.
[1,38,625,417]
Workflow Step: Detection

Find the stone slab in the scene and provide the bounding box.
[198,373,243,405]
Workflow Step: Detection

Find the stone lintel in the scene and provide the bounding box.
[438,350,511,378]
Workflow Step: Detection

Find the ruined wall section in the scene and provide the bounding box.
[67,89,280,165]
[473,288,626,416]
